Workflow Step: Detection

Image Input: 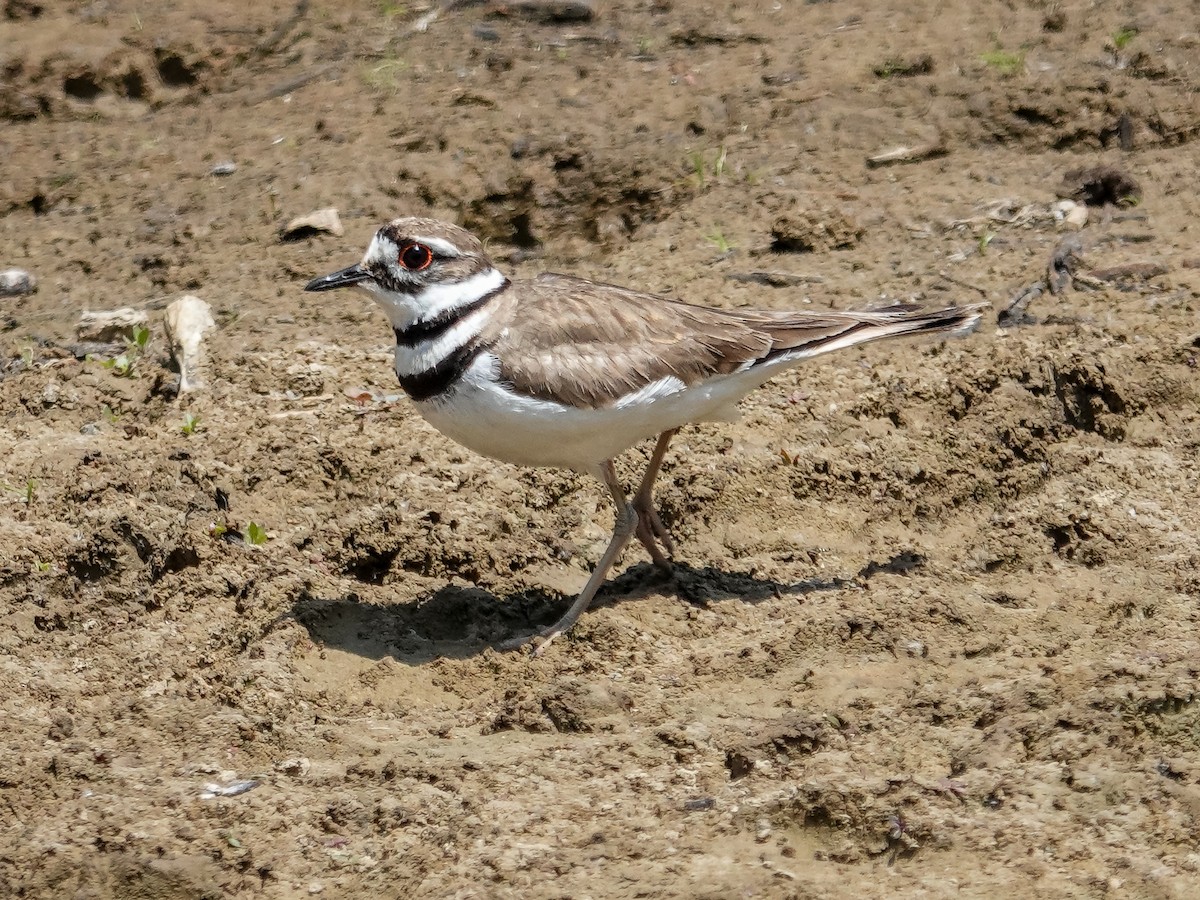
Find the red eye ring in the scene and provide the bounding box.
[399,242,433,271]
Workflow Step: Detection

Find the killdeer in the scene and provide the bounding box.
[306,217,984,652]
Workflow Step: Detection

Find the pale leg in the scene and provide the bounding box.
[502,459,637,654]
[633,428,679,570]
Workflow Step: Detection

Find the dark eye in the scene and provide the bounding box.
[399,242,433,271]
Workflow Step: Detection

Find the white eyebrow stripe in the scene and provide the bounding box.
[415,236,463,258]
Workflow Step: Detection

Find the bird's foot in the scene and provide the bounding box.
[498,625,564,657]
[633,498,677,571]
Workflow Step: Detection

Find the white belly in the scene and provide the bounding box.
[411,353,751,475]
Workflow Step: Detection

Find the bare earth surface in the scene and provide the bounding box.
[2,1,1199,897]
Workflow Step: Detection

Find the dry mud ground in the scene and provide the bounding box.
[2,1,1200,897]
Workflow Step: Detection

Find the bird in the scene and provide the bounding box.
[305,217,984,652]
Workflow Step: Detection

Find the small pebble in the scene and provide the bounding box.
[275,756,311,776]
[80,423,101,435]
[210,161,238,176]
[0,268,37,297]
[199,779,261,799]
[755,817,772,842]
[281,208,343,241]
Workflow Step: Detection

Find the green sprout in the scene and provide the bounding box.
[705,228,734,254]
[130,324,150,351]
[1112,26,1138,51]
[181,413,202,435]
[95,323,150,378]
[980,48,1025,76]
[361,56,407,93]
[102,353,134,377]
[245,522,268,546]
[686,146,729,189]
[712,145,727,179]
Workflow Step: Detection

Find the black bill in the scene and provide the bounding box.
[304,264,372,292]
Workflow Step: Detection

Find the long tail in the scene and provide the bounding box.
[732,302,987,370]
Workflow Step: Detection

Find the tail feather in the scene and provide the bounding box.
[743,302,987,370]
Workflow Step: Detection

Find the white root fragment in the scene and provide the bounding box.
[1053,199,1089,229]
[866,141,947,168]
[77,307,149,343]
[164,295,216,393]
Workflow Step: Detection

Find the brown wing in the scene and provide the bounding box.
[492,273,982,409]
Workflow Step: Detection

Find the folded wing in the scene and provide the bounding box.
[493,273,982,409]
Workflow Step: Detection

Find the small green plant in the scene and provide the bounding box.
[635,35,655,56]
[94,324,150,378]
[181,413,202,435]
[686,145,729,189]
[101,403,120,424]
[19,345,34,368]
[102,352,135,377]
[209,520,228,540]
[361,57,407,93]
[980,47,1025,76]
[245,522,268,546]
[130,324,150,351]
[34,560,51,573]
[704,228,734,254]
[978,230,995,256]
[377,0,406,16]
[1112,26,1138,51]
[24,479,37,506]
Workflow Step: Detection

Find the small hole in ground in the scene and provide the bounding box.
[156,53,199,87]
[64,73,103,101]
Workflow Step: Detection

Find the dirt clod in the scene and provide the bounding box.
[1058,165,1143,207]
